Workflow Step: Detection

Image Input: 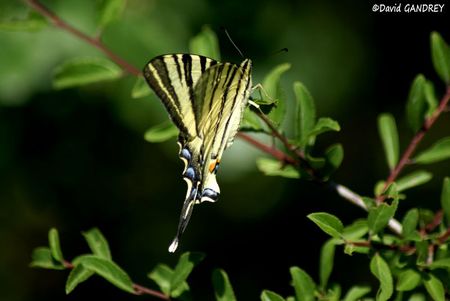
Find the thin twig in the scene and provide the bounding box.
[25,0,404,234]
[25,0,141,76]
[379,86,450,202]
[133,284,171,300]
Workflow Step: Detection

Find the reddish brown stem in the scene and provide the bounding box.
[25,0,141,76]
[438,227,450,244]
[133,284,171,300]
[237,132,296,165]
[379,86,450,202]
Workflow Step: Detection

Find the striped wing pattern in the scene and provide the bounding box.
[143,54,252,252]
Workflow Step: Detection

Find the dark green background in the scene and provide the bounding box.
[0,0,449,300]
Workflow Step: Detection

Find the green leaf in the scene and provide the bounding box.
[76,255,134,294]
[423,272,445,301]
[322,143,344,177]
[442,177,450,225]
[368,200,398,235]
[144,120,179,143]
[307,212,344,238]
[261,290,285,301]
[29,247,65,270]
[131,76,151,99]
[414,137,450,164]
[256,157,300,179]
[342,219,369,240]
[416,241,429,265]
[148,264,188,297]
[0,12,47,31]
[148,264,173,295]
[409,293,427,301]
[307,118,340,140]
[48,228,64,262]
[429,258,450,270]
[97,0,125,29]
[319,239,336,289]
[53,57,123,89]
[424,80,438,117]
[370,253,393,301]
[377,113,399,170]
[430,32,450,84]
[189,25,220,60]
[401,209,419,238]
[262,63,291,125]
[290,266,315,301]
[396,269,421,291]
[82,228,111,260]
[293,81,316,147]
[65,264,94,294]
[327,283,341,301]
[171,252,204,294]
[406,74,427,133]
[241,108,263,132]
[342,286,371,301]
[395,170,432,192]
[212,269,237,301]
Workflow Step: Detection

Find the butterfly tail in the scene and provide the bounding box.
[168,187,198,253]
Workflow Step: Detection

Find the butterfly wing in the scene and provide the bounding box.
[143,54,218,138]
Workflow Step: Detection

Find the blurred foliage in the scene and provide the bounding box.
[1,0,450,301]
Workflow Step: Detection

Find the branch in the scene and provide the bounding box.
[25,0,141,76]
[25,0,403,234]
[379,85,450,201]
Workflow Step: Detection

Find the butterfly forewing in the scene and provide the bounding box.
[143,54,218,138]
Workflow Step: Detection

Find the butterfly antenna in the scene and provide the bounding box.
[221,27,245,58]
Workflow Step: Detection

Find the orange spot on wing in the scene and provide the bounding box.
[209,161,216,173]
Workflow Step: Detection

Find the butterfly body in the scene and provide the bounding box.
[143,54,252,252]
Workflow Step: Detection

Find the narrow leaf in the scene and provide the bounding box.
[322,143,344,177]
[65,264,94,294]
[171,252,204,293]
[261,290,286,301]
[423,273,445,301]
[97,0,126,29]
[342,219,369,240]
[53,57,122,89]
[148,264,173,296]
[430,31,450,84]
[307,212,344,238]
[290,266,315,301]
[148,264,188,297]
[396,269,421,291]
[401,209,419,238]
[424,80,438,117]
[0,12,47,31]
[144,120,179,143]
[293,81,316,147]
[406,74,427,132]
[414,137,450,164]
[189,25,220,60]
[76,255,134,294]
[370,253,393,301]
[82,228,111,260]
[368,200,398,234]
[429,258,450,270]
[212,269,237,301]
[396,170,432,192]
[342,286,371,301]
[131,76,151,98]
[307,117,340,139]
[262,63,291,125]
[256,157,300,179]
[48,228,64,262]
[30,247,65,270]
[378,113,399,170]
[319,239,336,289]
[442,177,450,225]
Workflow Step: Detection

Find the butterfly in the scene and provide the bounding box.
[143,54,252,252]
